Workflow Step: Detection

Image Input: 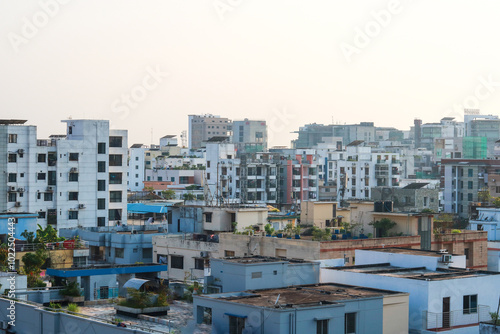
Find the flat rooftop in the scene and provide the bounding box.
[363,247,456,258]
[205,283,404,308]
[220,256,313,264]
[327,263,500,281]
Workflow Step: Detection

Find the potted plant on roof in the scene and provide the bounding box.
[60,281,84,303]
[115,286,169,317]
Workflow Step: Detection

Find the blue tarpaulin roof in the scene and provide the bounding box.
[127,203,171,214]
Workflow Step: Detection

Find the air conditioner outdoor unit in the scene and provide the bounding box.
[131,229,137,234]
[70,167,78,173]
[47,186,54,192]
[17,149,24,154]
[78,204,85,209]
[9,186,16,192]
[440,254,452,263]
[200,251,209,258]
[18,188,24,192]
[14,202,21,207]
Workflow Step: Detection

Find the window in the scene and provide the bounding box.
[345,313,356,334]
[109,154,122,166]
[207,161,210,168]
[44,193,53,201]
[8,154,17,163]
[98,161,106,172]
[8,173,16,182]
[108,209,122,221]
[468,181,473,190]
[68,192,78,200]
[109,136,122,147]
[317,319,328,334]
[468,193,473,201]
[225,250,235,257]
[69,173,79,182]
[143,248,152,259]
[109,172,122,184]
[195,258,205,270]
[69,153,79,161]
[37,173,46,180]
[464,248,469,260]
[97,217,105,226]
[38,211,46,219]
[110,191,122,203]
[8,193,16,202]
[468,168,473,177]
[98,180,106,191]
[171,255,184,269]
[229,316,245,334]
[115,248,124,258]
[8,134,17,143]
[98,198,106,210]
[98,142,106,154]
[207,173,210,180]
[251,272,262,279]
[38,154,46,163]
[205,213,212,222]
[463,295,477,314]
[68,211,78,220]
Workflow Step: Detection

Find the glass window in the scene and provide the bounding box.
[110,191,122,203]
[8,173,16,182]
[69,153,79,161]
[38,211,46,219]
[44,193,53,201]
[69,173,79,182]
[8,134,17,143]
[38,154,46,163]
[98,198,106,210]
[345,313,356,334]
[97,217,105,226]
[48,171,57,186]
[229,316,245,334]
[143,248,152,259]
[317,319,328,334]
[109,154,122,166]
[37,173,46,180]
[98,161,106,172]
[68,211,78,220]
[68,192,78,200]
[251,272,262,279]
[98,142,106,154]
[205,213,212,222]
[109,173,122,184]
[109,136,122,147]
[98,180,106,191]
[8,193,16,202]
[115,248,124,258]
[8,154,17,163]
[108,209,122,221]
[171,255,184,269]
[463,295,477,314]
[195,258,204,270]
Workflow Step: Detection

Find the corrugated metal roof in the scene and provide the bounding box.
[123,278,150,290]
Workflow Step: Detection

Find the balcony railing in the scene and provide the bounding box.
[16,240,89,252]
[423,305,490,331]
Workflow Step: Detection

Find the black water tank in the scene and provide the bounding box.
[374,201,384,212]
[384,201,393,212]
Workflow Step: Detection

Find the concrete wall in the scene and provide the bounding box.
[0,297,149,334]
[209,259,320,292]
[432,230,488,269]
[487,241,500,271]
[382,294,409,334]
[194,294,385,334]
[300,201,336,228]
[0,275,27,295]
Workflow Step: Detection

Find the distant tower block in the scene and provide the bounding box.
[181,130,187,148]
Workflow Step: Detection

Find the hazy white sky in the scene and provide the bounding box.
[1,0,500,147]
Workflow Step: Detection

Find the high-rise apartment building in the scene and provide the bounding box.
[0,119,128,228]
[232,118,267,153]
[188,114,232,150]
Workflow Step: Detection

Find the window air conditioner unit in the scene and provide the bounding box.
[9,186,16,192]
[440,254,452,263]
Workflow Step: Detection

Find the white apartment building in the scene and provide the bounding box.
[1,119,128,228]
[127,144,147,192]
[336,143,401,200]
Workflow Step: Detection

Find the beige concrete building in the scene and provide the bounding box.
[300,201,337,228]
[202,206,268,233]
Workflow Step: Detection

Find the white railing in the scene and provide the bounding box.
[423,305,490,331]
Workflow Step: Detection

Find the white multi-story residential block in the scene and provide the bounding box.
[336,143,401,200]
[127,144,147,191]
[0,119,127,228]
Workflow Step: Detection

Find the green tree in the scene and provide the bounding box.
[369,218,397,237]
[34,224,64,245]
[478,190,491,204]
[492,197,500,208]
[21,230,35,244]
[162,189,176,200]
[22,249,48,287]
[264,224,275,236]
[182,192,196,201]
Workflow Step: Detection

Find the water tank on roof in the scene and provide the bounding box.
[374,201,384,212]
[384,201,393,212]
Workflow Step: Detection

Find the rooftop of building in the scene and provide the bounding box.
[203,283,404,308]
[326,263,500,281]
[0,119,27,125]
[361,247,456,258]
[218,256,313,264]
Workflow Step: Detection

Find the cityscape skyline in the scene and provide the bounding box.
[2,1,500,147]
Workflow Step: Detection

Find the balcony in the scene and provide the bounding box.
[292,174,301,180]
[422,305,490,332]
